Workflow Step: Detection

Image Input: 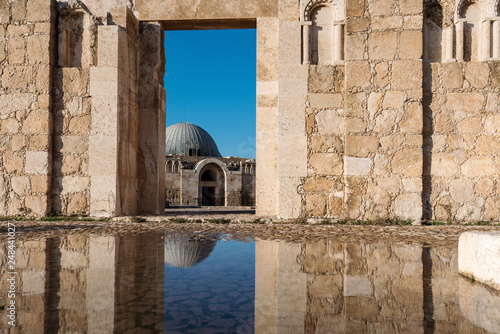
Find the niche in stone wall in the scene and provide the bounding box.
[302,0,345,65]
[58,8,96,68]
[424,3,443,62]
[460,2,482,61]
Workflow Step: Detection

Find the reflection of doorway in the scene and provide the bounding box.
[202,187,216,206]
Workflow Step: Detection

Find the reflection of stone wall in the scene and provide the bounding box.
[0,233,163,332]
[255,240,497,333]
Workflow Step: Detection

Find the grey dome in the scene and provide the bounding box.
[165,122,222,157]
[164,236,217,268]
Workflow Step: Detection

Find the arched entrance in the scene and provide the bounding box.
[198,164,225,206]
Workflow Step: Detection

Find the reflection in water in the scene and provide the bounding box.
[164,235,217,268]
[0,231,499,333]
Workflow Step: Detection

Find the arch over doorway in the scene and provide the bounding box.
[194,159,228,206]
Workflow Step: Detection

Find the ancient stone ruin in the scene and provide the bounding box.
[0,0,499,222]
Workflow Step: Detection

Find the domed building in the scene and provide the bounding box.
[164,122,255,207]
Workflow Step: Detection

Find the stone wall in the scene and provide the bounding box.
[0,0,55,216]
[424,61,500,221]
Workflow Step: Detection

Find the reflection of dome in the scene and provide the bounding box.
[165,122,222,157]
[164,236,217,268]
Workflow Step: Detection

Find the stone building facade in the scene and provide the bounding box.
[164,122,255,207]
[0,0,499,221]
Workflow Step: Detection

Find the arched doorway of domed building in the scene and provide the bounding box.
[199,163,225,206]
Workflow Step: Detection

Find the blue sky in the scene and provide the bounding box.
[164,29,256,158]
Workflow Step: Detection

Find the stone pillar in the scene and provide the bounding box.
[277,5,308,219]
[456,21,464,62]
[445,25,455,61]
[137,22,167,214]
[89,7,139,216]
[493,20,500,59]
[256,18,279,216]
[302,22,311,64]
[333,22,343,62]
[482,20,492,60]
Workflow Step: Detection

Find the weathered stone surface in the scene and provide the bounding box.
[446,93,485,112]
[345,135,379,158]
[461,157,495,177]
[344,157,371,176]
[394,193,422,220]
[449,179,474,203]
[315,109,344,134]
[459,232,500,291]
[310,153,343,176]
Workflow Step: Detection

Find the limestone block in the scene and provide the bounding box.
[446,93,485,112]
[1,118,19,133]
[449,179,474,203]
[30,175,48,193]
[476,135,500,155]
[402,178,421,193]
[58,68,88,95]
[0,0,8,22]
[26,0,52,22]
[22,110,49,134]
[309,135,344,153]
[344,276,372,297]
[306,193,327,216]
[345,92,366,117]
[392,148,422,176]
[391,60,422,91]
[345,118,366,133]
[462,157,495,177]
[278,135,307,177]
[89,135,116,176]
[374,61,389,87]
[28,134,49,151]
[56,176,89,195]
[367,92,383,116]
[35,64,51,91]
[257,18,278,82]
[309,94,343,109]
[485,115,500,134]
[368,31,397,60]
[383,91,405,109]
[22,270,45,295]
[344,157,371,176]
[399,30,422,59]
[484,196,500,220]
[346,0,365,17]
[491,62,500,87]
[433,113,453,133]
[399,103,422,134]
[25,195,48,215]
[10,135,26,151]
[376,177,401,195]
[459,232,500,290]
[3,151,24,174]
[315,109,344,134]
[90,176,117,217]
[278,21,301,65]
[345,33,366,61]
[393,193,422,220]
[2,66,33,90]
[441,63,463,89]
[310,153,343,175]
[68,116,91,135]
[369,0,397,16]
[329,195,343,216]
[303,177,334,193]
[345,135,379,157]
[457,117,482,133]
[346,18,369,33]
[56,136,87,155]
[399,0,423,14]
[25,151,48,174]
[11,176,30,196]
[278,177,302,219]
[27,34,51,64]
[346,61,371,89]
[372,16,403,31]
[465,62,489,89]
[8,37,25,64]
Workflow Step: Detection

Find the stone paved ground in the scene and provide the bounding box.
[1,216,499,247]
